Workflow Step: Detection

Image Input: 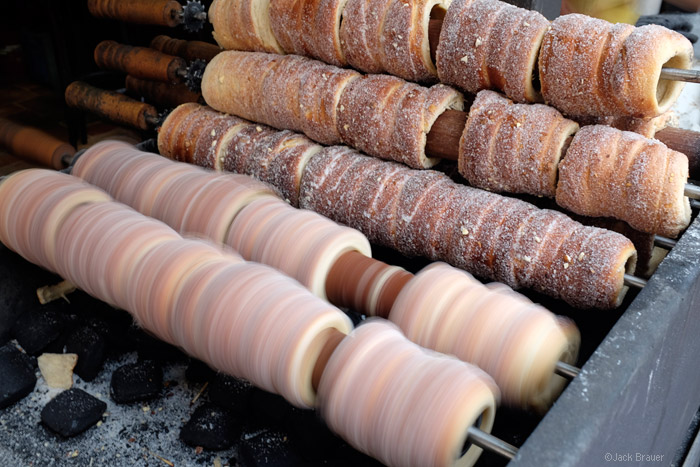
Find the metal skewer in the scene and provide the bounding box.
[660,68,700,84]
[685,184,700,200]
[555,361,581,379]
[624,274,647,289]
[654,235,677,250]
[467,427,518,460]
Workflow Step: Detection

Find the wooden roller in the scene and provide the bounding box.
[65,82,158,131]
[0,118,73,169]
[94,40,186,83]
[150,35,221,62]
[125,76,204,108]
[87,0,182,28]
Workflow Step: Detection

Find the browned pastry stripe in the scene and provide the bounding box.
[459,90,579,197]
[556,125,691,238]
[436,0,549,102]
[202,52,359,145]
[300,146,636,309]
[269,0,348,66]
[337,74,463,168]
[209,0,284,53]
[539,14,693,117]
[340,0,450,82]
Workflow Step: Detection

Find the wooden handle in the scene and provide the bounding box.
[94,40,186,83]
[65,81,157,131]
[125,75,204,108]
[150,35,221,62]
[87,0,182,27]
[0,118,74,169]
[656,127,700,180]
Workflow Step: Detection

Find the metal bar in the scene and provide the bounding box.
[685,184,700,200]
[660,68,700,84]
[691,199,700,210]
[555,361,580,379]
[624,274,647,289]
[467,427,518,460]
[654,235,678,250]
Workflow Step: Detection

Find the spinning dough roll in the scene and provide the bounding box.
[459,90,579,197]
[556,125,691,238]
[539,14,693,117]
[202,52,359,145]
[317,320,498,467]
[337,74,463,168]
[209,0,283,53]
[226,196,371,298]
[170,258,352,407]
[389,263,579,410]
[339,0,450,82]
[437,0,549,103]
[300,147,637,309]
[269,0,348,66]
[0,170,111,272]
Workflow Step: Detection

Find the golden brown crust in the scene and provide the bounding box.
[436,0,549,102]
[299,146,636,308]
[539,15,693,117]
[459,90,579,197]
[556,125,691,237]
[209,0,283,53]
[269,0,349,66]
[340,0,449,82]
[201,52,360,145]
[337,74,463,168]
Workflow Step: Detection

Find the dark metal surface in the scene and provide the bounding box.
[504,0,562,19]
[513,216,700,466]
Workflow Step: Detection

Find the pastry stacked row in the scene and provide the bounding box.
[201,51,691,237]
[0,169,351,408]
[155,103,637,310]
[209,0,449,82]
[75,140,580,409]
[201,51,462,169]
[73,140,372,301]
[0,169,500,466]
[460,90,691,237]
[208,0,693,117]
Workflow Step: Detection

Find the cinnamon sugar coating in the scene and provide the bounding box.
[269,0,348,66]
[209,0,283,53]
[337,74,463,168]
[300,146,637,309]
[437,0,549,102]
[340,0,450,82]
[202,52,359,145]
[556,125,691,238]
[459,90,578,197]
[539,14,693,117]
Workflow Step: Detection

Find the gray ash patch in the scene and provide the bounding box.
[0,350,237,466]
